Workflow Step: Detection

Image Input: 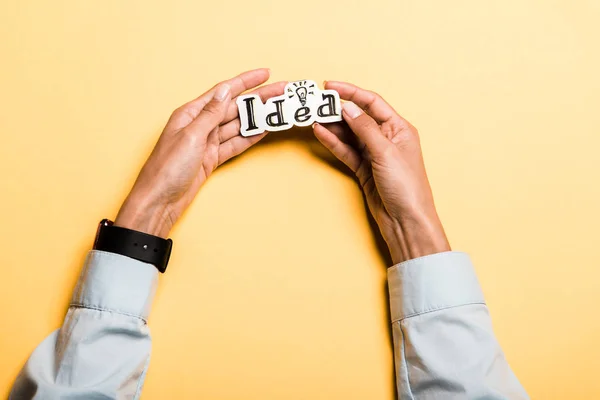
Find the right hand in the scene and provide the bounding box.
[313,81,450,265]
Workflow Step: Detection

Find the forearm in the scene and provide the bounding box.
[388,251,528,399]
[115,188,173,238]
[10,251,157,399]
[9,69,281,399]
[384,206,450,265]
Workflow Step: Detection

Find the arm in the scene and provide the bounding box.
[10,252,157,399]
[10,69,286,399]
[313,82,528,399]
[388,252,528,399]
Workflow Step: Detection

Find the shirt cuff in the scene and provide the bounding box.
[387,251,485,323]
[70,250,159,322]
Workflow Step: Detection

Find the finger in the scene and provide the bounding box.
[196,68,270,110]
[168,69,270,130]
[341,102,389,156]
[185,83,232,136]
[218,133,267,166]
[221,81,287,126]
[324,81,400,125]
[226,68,271,97]
[321,121,349,141]
[313,123,361,173]
[320,121,365,152]
[218,81,287,142]
[218,118,241,143]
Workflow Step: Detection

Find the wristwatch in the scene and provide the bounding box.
[93,219,173,273]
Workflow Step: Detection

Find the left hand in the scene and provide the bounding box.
[115,69,285,238]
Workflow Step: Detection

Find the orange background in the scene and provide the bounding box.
[1,1,599,398]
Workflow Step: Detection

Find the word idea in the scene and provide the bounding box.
[236,80,342,137]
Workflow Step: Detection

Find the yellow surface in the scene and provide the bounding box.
[1,1,599,398]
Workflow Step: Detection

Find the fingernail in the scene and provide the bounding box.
[215,84,230,101]
[312,123,319,129]
[323,80,328,87]
[343,102,362,119]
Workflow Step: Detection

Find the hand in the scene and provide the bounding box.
[313,81,450,264]
[115,69,286,238]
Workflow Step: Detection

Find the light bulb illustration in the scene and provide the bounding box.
[287,80,315,106]
[295,86,308,106]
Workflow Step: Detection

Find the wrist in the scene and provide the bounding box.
[114,194,172,238]
[385,210,450,265]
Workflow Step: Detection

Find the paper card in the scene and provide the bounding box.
[236,80,343,137]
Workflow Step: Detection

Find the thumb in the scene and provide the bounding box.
[342,102,388,156]
[186,83,231,135]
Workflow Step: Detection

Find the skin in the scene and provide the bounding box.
[115,69,450,265]
[314,81,450,263]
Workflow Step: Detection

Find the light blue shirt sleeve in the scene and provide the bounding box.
[10,250,158,399]
[388,251,529,399]
[11,250,528,399]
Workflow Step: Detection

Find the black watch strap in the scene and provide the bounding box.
[93,219,172,273]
